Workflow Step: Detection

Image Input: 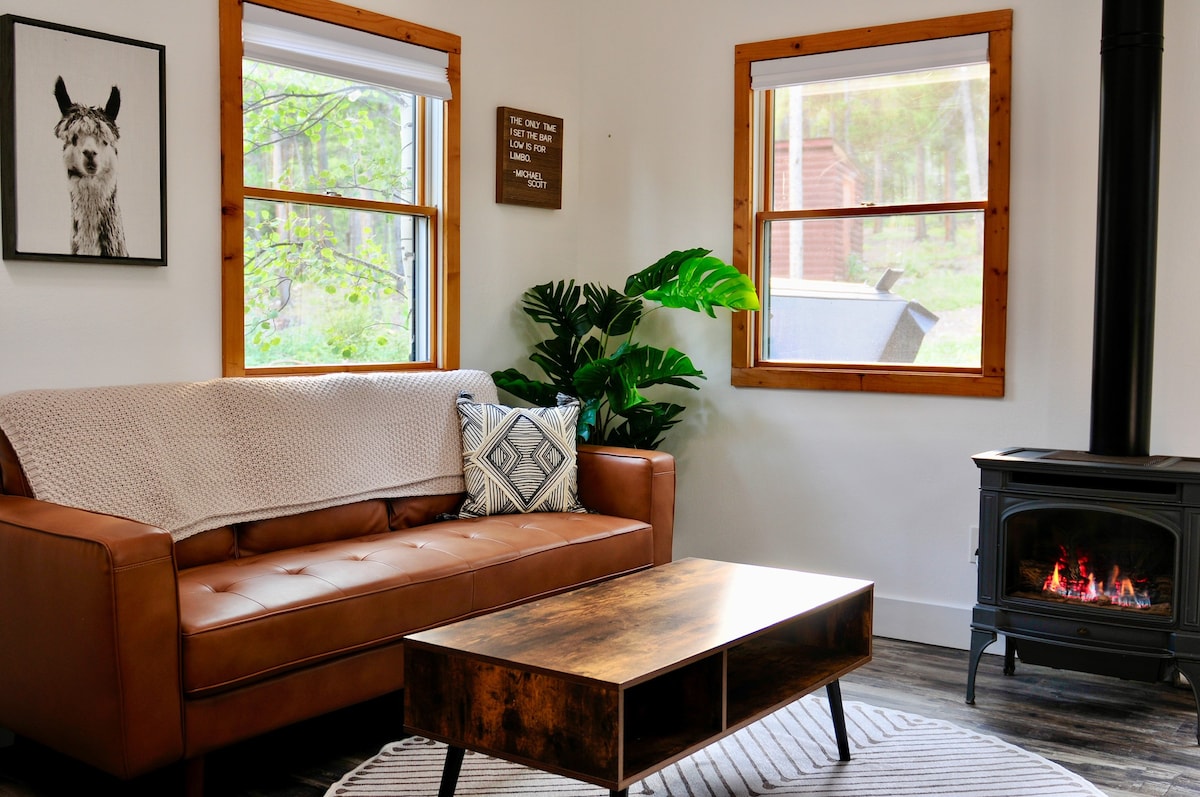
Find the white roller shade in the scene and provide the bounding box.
[243,3,452,100]
[751,33,988,91]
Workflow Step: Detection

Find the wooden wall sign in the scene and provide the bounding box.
[496,106,563,209]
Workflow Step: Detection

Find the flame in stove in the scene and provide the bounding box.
[1040,546,1153,609]
[1047,562,1063,592]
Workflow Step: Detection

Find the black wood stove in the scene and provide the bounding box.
[966,0,1200,742]
[968,448,1200,739]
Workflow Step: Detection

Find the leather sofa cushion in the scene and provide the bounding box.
[175,527,237,570]
[238,500,391,557]
[454,512,654,609]
[177,513,652,696]
[176,495,468,569]
[387,493,463,530]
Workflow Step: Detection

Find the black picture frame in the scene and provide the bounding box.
[0,15,166,266]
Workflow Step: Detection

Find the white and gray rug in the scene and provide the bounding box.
[325,695,1106,796]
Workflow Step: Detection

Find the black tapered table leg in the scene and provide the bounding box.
[825,679,852,761]
[610,790,628,796]
[438,745,465,797]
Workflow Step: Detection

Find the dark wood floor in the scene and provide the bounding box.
[843,638,1200,797]
[0,637,1197,796]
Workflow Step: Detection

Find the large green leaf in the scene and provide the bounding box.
[576,396,604,443]
[574,352,641,414]
[575,344,704,415]
[584,283,643,337]
[527,334,585,388]
[624,248,711,297]
[491,368,561,407]
[619,345,706,392]
[608,402,687,450]
[520,281,592,340]
[643,255,762,317]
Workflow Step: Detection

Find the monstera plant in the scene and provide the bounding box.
[492,248,761,450]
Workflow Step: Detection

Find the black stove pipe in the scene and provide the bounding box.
[1089,0,1164,458]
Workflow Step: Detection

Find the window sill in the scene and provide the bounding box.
[731,365,1004,397]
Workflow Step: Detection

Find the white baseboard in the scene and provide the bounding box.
[873,596,984,651]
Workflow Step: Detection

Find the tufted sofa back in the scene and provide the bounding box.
[172,493,464,569]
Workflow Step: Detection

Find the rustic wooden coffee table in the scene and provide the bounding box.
[404,557,873,797]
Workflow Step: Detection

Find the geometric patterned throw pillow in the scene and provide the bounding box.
[455,392,588,518]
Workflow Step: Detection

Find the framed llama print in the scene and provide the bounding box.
[0,16,166,266]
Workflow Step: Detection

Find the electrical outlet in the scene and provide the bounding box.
[968,525,979,565]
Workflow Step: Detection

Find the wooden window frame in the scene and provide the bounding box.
[218,0,461,377]
[732,10,1012,397]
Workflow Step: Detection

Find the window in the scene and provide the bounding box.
[219,0,460,375]
[732,11,1011,396]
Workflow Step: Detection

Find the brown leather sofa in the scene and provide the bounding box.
[0,374,675,793]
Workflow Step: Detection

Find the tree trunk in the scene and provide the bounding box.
[914,144,927,241]
[944,147,956,243]
[788,92,805,278]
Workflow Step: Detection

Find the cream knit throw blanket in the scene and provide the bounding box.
[0,370,497,541]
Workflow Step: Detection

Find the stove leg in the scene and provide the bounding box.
[1176,660,1200,745]
[966,628,997,705]
[1003,635,1017,676]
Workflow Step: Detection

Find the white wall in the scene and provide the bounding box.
[2,0,1197,650]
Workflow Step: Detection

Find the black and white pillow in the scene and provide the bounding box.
[455,392,588,518]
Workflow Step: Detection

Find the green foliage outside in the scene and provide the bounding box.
[845,214,984,366]
[777,67,989,206]
[494,249,761,451]
[241,61,422,367]
[776,66,990,365]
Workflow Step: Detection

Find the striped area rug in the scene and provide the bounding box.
[325,696,1107,796]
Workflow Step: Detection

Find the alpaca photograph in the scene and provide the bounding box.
[53,76,127,258]
[1,15,166,265]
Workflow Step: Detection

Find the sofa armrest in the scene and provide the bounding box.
[577,445,675,565]
[0,496,184,778]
